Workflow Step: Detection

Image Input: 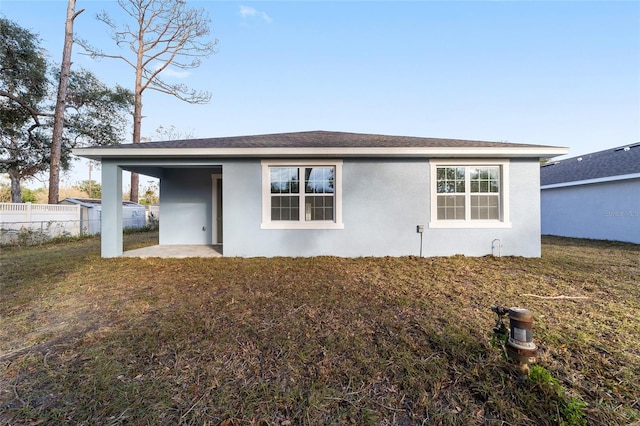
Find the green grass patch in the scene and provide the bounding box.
[1,234,638,425]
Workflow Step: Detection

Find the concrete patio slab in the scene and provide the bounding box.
[123,245,223,258]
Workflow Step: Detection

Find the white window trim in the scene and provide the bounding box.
[429,159,511,229]
[261,160,344,229]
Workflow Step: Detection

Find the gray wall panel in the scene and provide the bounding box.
[542,179,640,244]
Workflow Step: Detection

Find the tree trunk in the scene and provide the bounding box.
[130,88,142,202]
[8,169,22,203]
[48,0,83,204]
[129,25,145,204]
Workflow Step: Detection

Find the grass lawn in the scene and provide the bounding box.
[1,232,639,425]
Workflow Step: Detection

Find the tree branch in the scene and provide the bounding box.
[73,8,86,20]
[0,90,54,121]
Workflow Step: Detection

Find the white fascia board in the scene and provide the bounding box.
[541,173,640,189]
[72,146,569,160]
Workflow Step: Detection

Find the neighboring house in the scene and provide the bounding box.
[60,198,147,235]
[540,143,640,244]
[72,131,567,258]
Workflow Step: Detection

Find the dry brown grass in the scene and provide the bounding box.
[1,233,638,425]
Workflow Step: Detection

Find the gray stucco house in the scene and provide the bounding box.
[73,131,567,258]
[540,143,640,244]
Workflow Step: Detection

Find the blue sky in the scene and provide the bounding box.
[1,0,639,187]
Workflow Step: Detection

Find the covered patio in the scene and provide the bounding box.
[97,161,224,258]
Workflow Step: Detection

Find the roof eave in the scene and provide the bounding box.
[541,172,640,189]
[72,146,569,161]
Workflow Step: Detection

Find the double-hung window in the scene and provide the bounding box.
[261,160,343,229]
[429,160,511,228]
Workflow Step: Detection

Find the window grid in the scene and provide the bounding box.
[305,167,335,194]
[271,195,299,221]
[270,166,335,222]
[305,195,334,221]
[270,167,299,194]
[436,166,501,221]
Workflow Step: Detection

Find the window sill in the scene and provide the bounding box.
[261,221,345,230]
[429,221,512,229]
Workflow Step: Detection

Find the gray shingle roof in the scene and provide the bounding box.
[88,130,556,150]
[540,143,640,185]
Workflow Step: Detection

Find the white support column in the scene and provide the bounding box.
[101,162,123,257]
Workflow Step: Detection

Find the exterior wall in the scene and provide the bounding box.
[424,159,542,257]
[122,206,147,229]
[58,201,146,235]
[541,179,640,244]
[81,206,100,235]
[101,161,123,257]
[221,159,430,257]
[211,158,542,257]
[160,168,217,245]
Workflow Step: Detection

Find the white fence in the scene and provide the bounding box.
[0,202,154,245]
[0,203,81,244]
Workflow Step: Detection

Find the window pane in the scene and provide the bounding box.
[470,166,499,194]
[471,194,499,220]
[437,167,465,194]
[435,165,502,222]
[271,196,299,221]
[270,167,299,194]
[305,195,334,221]
[437,195,465,220]
[305,167,334,194]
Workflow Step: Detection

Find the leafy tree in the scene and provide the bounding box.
[0,180,11,202]
[1,18,133,203]
[0,17,49,202]
[79,0,217,202]
[1,66,132,203]
[61,68,134,151]
[21,187,45,203]
[0,181,44,203]
[139,181,159,206]
[73,180,102,199]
